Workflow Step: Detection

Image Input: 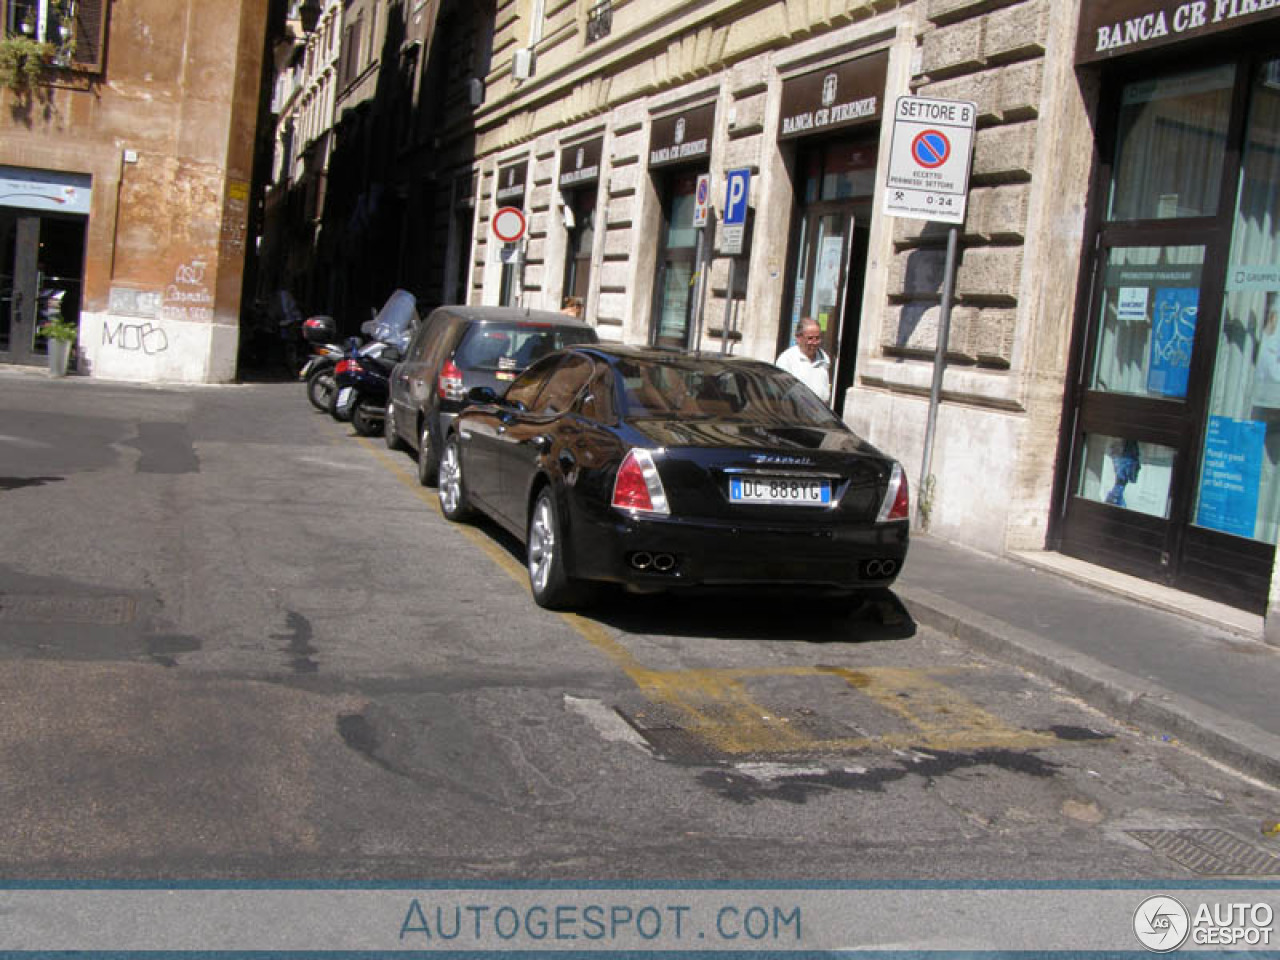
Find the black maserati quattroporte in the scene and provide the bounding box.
[438,344,910,609]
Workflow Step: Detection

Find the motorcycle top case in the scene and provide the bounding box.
[303,315,337,344]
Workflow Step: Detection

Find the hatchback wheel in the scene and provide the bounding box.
[417,421,439,487]
[438,435,472,521]
[384,402,407,451]
[527,488,586,610]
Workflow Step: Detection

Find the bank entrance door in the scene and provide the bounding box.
[780,138,875,416]
[0,210,85,367]
[1057,57,1280,613]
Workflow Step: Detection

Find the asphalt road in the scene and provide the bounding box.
[0,368,1276,881]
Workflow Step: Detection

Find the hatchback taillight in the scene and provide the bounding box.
[438,358,464,401]
[877,462,910,522]
[611,449,669,516]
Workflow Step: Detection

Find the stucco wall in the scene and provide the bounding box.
[0,0,269,383]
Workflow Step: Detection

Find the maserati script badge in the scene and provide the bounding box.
[749,453,814,466]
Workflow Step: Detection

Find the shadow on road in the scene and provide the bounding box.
[0,476,64,491]
[467,513,917,643]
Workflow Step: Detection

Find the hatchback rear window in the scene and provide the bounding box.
[454,322,597,375]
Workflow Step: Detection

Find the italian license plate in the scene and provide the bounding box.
[336,386,354,413]
[729,476,831,505]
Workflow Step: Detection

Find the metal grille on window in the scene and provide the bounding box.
[586,0,610,44]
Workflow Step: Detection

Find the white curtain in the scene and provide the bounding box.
[1109,66,1234,221]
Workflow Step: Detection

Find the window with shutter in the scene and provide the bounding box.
[1,0,107,71]
[71,0,107,71]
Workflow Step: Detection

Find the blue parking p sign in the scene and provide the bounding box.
[722,168,750,255]
[724,169,750,226]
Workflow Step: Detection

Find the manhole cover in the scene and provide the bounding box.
[0,595,136,625]
[1128,829,1280,876]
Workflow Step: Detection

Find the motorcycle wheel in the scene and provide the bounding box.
[306,367,337,412]
[351,398,382,437]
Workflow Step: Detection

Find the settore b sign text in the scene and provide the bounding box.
[882,96,976,225]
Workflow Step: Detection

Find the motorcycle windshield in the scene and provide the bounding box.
[370,290,419,349]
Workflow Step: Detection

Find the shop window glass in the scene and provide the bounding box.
[1090,245,1205,399]
[1194,60,1280,544]
[1108,65,1234,221]
[1077,433,1176,519]
[820,143,876,200]
[655,260,694,345]
[800,153,821,205]
[787,216,810,330]
[564,191,595,302]
[653,173,700,349]
[664,175,698,249]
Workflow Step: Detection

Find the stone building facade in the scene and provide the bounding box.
[258,0,344,314]
[0,0,272,383]
[455,0,1280,626]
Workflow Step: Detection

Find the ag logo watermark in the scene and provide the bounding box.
[1135,895,1275,951]
[1134,896,1189,952]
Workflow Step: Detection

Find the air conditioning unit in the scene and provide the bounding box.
[467,77,485,107]
[512,47,534,81]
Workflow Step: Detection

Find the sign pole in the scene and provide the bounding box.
[880,95,975,530]
[690,226,706,351]
[722,257,736,356]
[918,225,959,528]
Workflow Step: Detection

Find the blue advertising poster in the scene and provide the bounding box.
[1196,415,1265,538]
[1148,286,1199,397]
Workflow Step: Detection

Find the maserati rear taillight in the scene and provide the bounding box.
[611,449,669,516]
[877,462,910,522]
[438,358,465,400]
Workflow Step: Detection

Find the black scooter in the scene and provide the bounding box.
[333,338,401,436]
[331,290,418,436]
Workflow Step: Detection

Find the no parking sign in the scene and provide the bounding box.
[882,96,975,224]
[692,174,710,228]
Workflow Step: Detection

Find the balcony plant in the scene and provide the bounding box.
[0,34,52,92]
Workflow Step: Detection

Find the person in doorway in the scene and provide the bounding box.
[561,295,584,319]
[775,316,832,404]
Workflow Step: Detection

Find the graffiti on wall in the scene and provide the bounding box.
[101,259,214,357]
[160,259,214,324]
[102,321,169,354]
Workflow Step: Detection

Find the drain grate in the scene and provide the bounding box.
[0,595,136,625]
[1128,829,1280,876]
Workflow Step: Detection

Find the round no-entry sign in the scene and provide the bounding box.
[492,206,527,243]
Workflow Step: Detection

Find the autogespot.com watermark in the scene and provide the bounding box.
[1135,894,1274,951]
[398,899,802,946]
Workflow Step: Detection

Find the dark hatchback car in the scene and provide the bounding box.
[438,344,910,609]
[386,305,597,484]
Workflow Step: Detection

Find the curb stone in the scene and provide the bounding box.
[899,585,1280,789]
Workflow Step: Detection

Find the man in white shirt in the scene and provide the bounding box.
[775,317,832,404]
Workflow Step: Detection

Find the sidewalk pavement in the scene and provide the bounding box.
[895,533,1280,788]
